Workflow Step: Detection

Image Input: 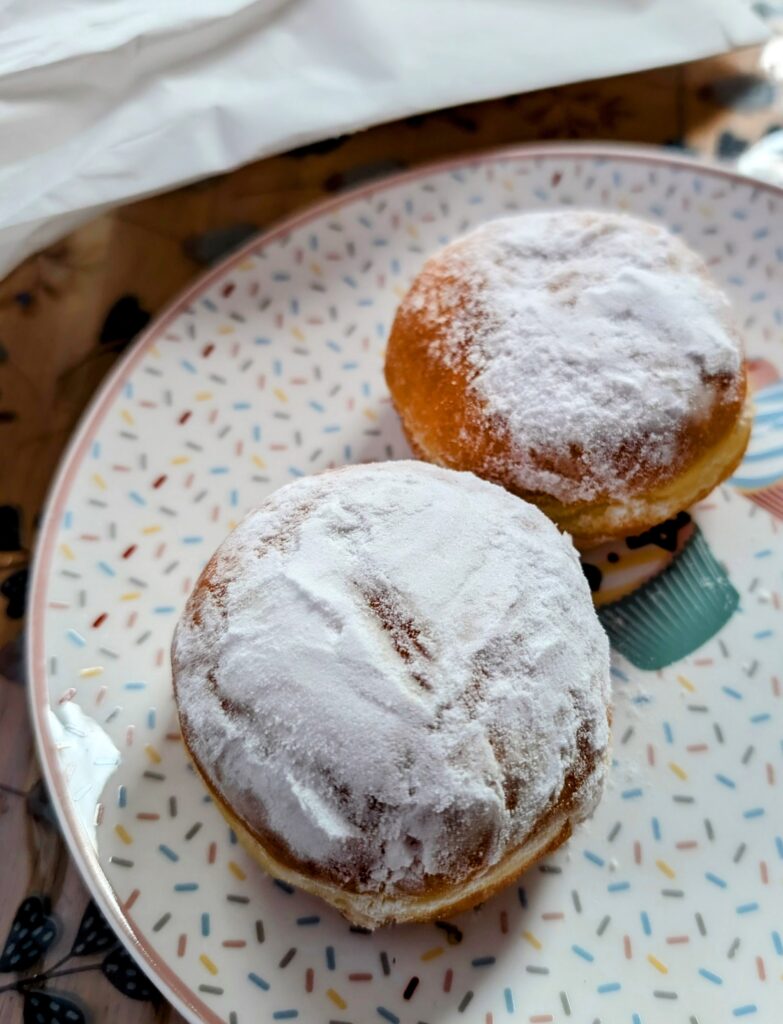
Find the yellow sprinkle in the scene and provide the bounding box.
[522,930,542,950]
[669,761,688,781]
[239,259,255,271]
[393,285,406,300]
[291,327,305,342]
[121,592,141,601]
[327,989,347,1010]
[171,456,190,465]
[121,409,134,426]
[273,387,288,403]
[699,205,714,219]
[115,825,133,845]
[648,954,668,975]
[142,525,161,535]
[503,178,515,191]
[228,861,246,881]
[195,391,213,401]
[227,519,238,531]
[617,196,630,210]
[252,455,267,470]
[218,325,234,335]
[407,224,419,239]
[92,473,107,491]
[149,345,161,358]
[310,262,322,276]
[656,859,676,879]
[144,744,161,765]
[363,408,379,422]
[60,543,75,561]
[79,666,104,678]
[199,954,218,976]
[677,674,695,693]
[420,946,444,962]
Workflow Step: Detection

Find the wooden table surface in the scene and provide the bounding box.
[2,16,782,1022]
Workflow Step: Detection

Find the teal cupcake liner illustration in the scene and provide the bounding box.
[582,520,739,672]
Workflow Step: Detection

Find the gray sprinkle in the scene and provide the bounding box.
[210,374,227,385]
[310,448,323,463]
[734,843,747,863]
[185,822,202,841]
[278,947,296,968]
[164,561,180,575]
[379,951,390,976]
[136,630,151,645]
[457,992,473,1013]
[139,453,148,470]
[572,890,582,913]
[185,441,203,452]
[719,639,730,658]
[705,819,715,841]
[687,704,709,712]
[128,576,147,588]
[88,499,108,508]
[61,569,81,579]
[748,577,759,593]
[539,865,562,874]
[728,938,740,958]
[169,796,177,818]
[661,889,684,898]
[218,426,231,439]
[78,590,86,607]
[673,795,695,804]
[198,985,223,995]
[741,745,754,765]
[620,726,634,744]
[607,822,622,842]
[695,913,706,936]
[159,506,177,516]
[153,913,171,932]
[119,431,138,440]
[110,857,134,868]
[143,770,165,781]
[227,895,250,904]
[526,966,549,975]
[560,991,572,1016]
[596,915,610,936]
[273,411,290,421]
[653,991,678,1000]
[193,490,208,504]
[714,723,725,744]
[98,647,119,659]
[256,920,265,943]
[745,659,759,677]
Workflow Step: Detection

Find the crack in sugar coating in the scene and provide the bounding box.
[395,210,744,505]
[172,462,611,898]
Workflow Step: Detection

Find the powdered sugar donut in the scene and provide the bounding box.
[172,461,611,928]
[385,211,752,546]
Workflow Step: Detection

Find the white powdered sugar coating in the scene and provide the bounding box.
[172,462,610,896]
[408,211,743,502]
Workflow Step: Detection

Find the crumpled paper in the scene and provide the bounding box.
[0,0,767,278]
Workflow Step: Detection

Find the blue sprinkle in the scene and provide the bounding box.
[255,337,271,346]
[153,606,175,614]
[248,972,269,990]
[342,362,358,371]
[326,340,341,352]
[722,686,743,700]
[361,381,371,397]
[706,872,727,888]
[733,1007,757,1017]
[608,881,630,893]
[358,298,374,307]
[290,298,299,315]
[716,773,736,788]
[274,879,295,895]
[288,467,304,478]
[610,666,628,682]
[230,489,238,508]
[202,298,217,311]
[129,491,146,506]
[776,836,783,859]
[343,445,352,461]
[699,968,723,984]
[737,902,759,914]
[67,629,86,647]
[98,561,115,576]
[376,1009,399,1024]
[641,912,652,936]
[228,828,237,844]
[632,1016,642,1024]
[273,359,282,377]
[504,987,514,1013]
[91,442,101,458]
[174,883,198,892]
[124,382,133,398]
[273,1013,298,1021]
[471,956,495,967]
[744,808,765,819]
[751,713,772,723]
[622,788,643,800]
[325,946,335,970]
[272,272,290,282]
[534,188,550,201]
[209,466,229,475]
[201,913,210,937]
[63,510,73,528]
[584,850,605,867]
[233,402,251,411]
[663,722,673,744]
[124,682,145,691]
[572,944,594,962]
[323,425,341,434]
[652,817,661,841]
[181,359,197,374]
[309,401,324,413]
[754,549,772,558]
[118,785,127,808]
[632,695,652,705]
[754,630,773,640]
[597,982,621,994]
[253,425,261,441]
[159,844,179,862]
[296,916,320,926]
[342,276,357,289]
[147,709,156,729]
[772,930,783,955]
[391,258,401,275]
[309,234,318,251]
[376,322,385,337]
[468,194,483,205]
[182,536,203,544]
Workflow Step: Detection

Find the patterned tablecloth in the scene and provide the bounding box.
[2,12,783,1022]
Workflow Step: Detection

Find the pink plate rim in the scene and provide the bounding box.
[25,141,783,1024]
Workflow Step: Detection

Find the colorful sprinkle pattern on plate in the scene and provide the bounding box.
[29,147,783,1023]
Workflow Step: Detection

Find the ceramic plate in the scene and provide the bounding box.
[29,145,783,1024]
